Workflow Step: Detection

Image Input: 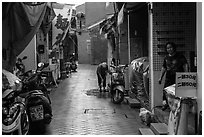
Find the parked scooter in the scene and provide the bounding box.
[70,61,77,72]
[64,61,72,77]
[21,63,51,99]
[2,70,29,135]
[14,56,27,79]
[20,62,52,131]
[108,64,128,104]
[70,53,77,72]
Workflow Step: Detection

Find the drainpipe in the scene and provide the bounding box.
[127,10,131,65]
[117,33,120,65]
[113,2,119,65]
[118,29,121,65]
[148,2,154,112]
[127,10,131,91]
[107,37,112,69]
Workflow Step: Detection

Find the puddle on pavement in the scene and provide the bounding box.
[84,89,111,98]
[83,108,137,119]
[84,108,115,115]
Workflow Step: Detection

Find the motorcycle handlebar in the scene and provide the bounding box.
[19,70,32,77]
[110,64,128,70]
[23,63,49,84]
[37,63,49,71]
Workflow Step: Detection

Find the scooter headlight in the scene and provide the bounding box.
[112,73,124,81]
[112,73,118,80]
[14,80,22,91]
[115,81,120,84]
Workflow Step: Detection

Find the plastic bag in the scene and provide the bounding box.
[130,57,149,97]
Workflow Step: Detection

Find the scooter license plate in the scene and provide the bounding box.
[29,105,44,121]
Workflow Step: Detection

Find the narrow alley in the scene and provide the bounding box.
[2,2,202,135]
[42,64,147,135]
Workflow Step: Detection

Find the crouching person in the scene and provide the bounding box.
[96,62,108,92]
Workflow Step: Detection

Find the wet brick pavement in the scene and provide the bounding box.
[41,64,148,135]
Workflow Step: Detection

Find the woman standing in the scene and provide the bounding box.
[158,42,189,111]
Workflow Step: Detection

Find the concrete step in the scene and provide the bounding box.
[124,96,130,104]
[154,107,197,135]
[124,97,141,108]
[139,128,155,135]
[150,123,168,135]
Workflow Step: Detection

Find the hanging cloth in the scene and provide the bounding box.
[2,2,47,72]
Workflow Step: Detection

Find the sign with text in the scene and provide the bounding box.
[175,72,197,98]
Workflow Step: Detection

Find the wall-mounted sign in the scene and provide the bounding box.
[175,72,197,98]
[38,45,45,54]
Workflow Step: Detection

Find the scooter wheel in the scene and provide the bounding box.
[29,121,46,134]
[21,112,30,135]
[112,90,124,104]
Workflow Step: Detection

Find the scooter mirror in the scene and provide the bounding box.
[22,56,27,60]
[38,62,44,68]
[44,63,49,68]
[110,65,115,68]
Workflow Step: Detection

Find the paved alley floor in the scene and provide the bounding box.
[41,64,148,135]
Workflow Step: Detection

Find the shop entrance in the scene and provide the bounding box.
[125,3,150,109]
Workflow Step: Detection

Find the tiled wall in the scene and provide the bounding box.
[153,2,196,71]
[151,2,196,108]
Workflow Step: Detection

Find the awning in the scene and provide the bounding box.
[117,2,147,11]
[99,14,116,35]
[52,2,74,9]
[117,2,147,26]
[87,19,105,30]
[126,2,146,9]
[87,14,114,30]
